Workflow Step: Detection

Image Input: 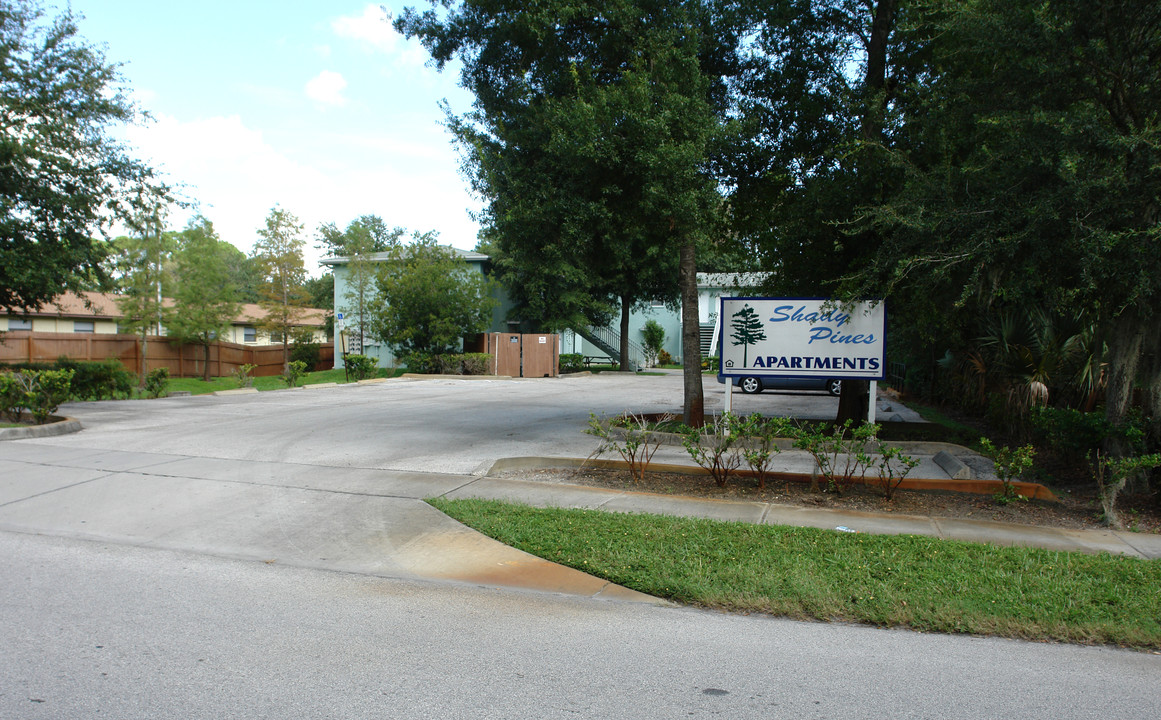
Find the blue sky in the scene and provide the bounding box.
[67,1,480,272]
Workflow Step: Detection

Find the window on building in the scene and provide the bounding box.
[243,326,256,343]
[8,317,32,331]
[74,321,94,333]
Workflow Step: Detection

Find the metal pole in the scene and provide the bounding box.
[868,380,877,424]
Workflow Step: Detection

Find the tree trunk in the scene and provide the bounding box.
[619,293,632,371]
[203,342,212,382]
[1104,311,1145,457]
[679,241,704,427]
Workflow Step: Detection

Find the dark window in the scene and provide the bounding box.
[74,321,94,333]
[8,317,32,331]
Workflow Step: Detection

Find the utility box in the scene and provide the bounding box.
[475,333,559,377]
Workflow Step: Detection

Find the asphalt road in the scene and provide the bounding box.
[2,374,1158,718]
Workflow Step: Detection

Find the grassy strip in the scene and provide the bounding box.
[429,498,1161,649]
[166,368,403,395]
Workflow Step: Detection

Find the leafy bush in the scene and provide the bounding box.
[344,353,378,380]
[55,357,133,401]
[1030,407,1110,461]
[681,413,742,487]
[402,351,435,374]
[733,413,793,489]
[282,360,308,387]
[792,420,880,495]
[232,363,256,388]
[462,353,492,375]
[289,340,321,371]
[701,355,719,372]
[434,353,463,374]
[979,438,1036,504]
[657,349,674,366]
[641,320,665,366]
[0,371,26,421]
[559,353,585,374]
[144,367,170,399]
[1,369,75,424]
[586,413,669,483]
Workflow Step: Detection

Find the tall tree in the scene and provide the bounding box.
[0,0,160,312]
[166,217,240,381]
[848,0,1161,450]
[398,0,740,424]
[252,206,309,373]
[318,216,402,352]
[111,192,171,386]
[367,234,497,358]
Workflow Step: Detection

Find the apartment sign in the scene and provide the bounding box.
[718,298,886,380]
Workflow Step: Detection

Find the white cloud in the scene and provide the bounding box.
[332,4,396,52]
[305,70,348,106]
[120,112,482,275]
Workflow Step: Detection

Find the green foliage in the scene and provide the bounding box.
[585,413,669,483]
[434,498,1161,648]
[1090,451,1161,529]
[979,439,1036,504]
[368,235,497,356]
[657,349,674,366]
[288,326,321,370]
[281,360,308,388]
[342,354,378,381]
[54,358,133,401]
[166,217,240,380]
[1,369,75,424]
[0,2,159,312]
[792,421,882,496]
[732,413,794,490]
[461,353,492,376]
[701,355,719,372]
[559,353,585,374]
[680,413,741,487]
[873,443,921,501]
[402,351,435,375]
[640,320,666,366]
[232,363,256,388]
[143,367,169,399]
[0,371,25,421]
[252,206,310,371]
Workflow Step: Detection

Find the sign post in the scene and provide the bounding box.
[718,298,886,423]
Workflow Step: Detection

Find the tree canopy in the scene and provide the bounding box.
[367,234,497,358]
[0,0,160,312]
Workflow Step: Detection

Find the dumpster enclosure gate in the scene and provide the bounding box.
[474,333,558,378]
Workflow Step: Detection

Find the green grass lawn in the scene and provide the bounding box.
[166,367,404,395]
[430,497,1161,649]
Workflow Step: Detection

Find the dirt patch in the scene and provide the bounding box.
[496,466,1161,533]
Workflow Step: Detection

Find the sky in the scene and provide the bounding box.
[66,0,481,274]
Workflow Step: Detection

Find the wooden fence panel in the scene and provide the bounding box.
[1,331,333,378]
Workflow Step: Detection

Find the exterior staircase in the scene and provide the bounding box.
[574,325,646,371]
[700,322,717,357]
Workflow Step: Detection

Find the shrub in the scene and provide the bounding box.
[462,353,492,375]
[289,341,321,371]
[0,371,26,421]
[232,363,256,388]
[144,367,169,399]
[434,353,463,374]
[344,354,378,380]
[1091,451,1161,528]
[3,369,75,424]
[585,412,669,483]
[732,414,793,489]
[681,413,742,487]
[701,355,719,372]
[792,420,879,495]
[657,349,674,366]
[641,320,665,366]
[282,360,308,387]
[55,357,133,401]
[979,438,1036,504]
[403,351,435,374]
[559,353,585,374]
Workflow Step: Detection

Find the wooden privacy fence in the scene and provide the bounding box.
[0,331,334,378]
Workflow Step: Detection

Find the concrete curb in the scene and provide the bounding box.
[454,467,1157,558]
[0,415,82,441]
[400,373,514,381]
[482,455,1056,501]
[212,388,259,396]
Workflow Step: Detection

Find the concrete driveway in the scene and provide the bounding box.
[3,374,1158,719]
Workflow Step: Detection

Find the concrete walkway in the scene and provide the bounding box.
[2,439,1157,614]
